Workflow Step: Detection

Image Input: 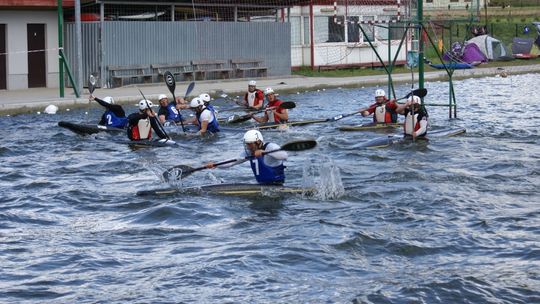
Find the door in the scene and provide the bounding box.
[27,24,46,88]
[0,24,6,90]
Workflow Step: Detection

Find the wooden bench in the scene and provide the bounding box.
[231,59,268,78]
[108,64,153,87]
[151,62,194,82]
[191,60,233,80]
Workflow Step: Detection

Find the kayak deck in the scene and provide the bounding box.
[338,122,401,131]
[58,121,125,135]
[356,127,466,149]
[137,183,314,197]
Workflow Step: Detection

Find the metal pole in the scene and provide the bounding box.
[57,0,64,97]
[418,0,425,96]
[100,2,105,88]
[75,0,83,94]
[171,5,175,21]
[309,0,314,70]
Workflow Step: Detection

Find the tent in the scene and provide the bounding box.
[462,43,488,63]
[467,35,512,61]
[511,37,534,55]
[442,41,487,64]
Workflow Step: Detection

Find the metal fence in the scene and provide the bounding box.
[65,21,291,87]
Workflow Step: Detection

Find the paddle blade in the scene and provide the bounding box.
[405,88,428,99]
[163,164,195,181]
[227,114,244,123]
[280,101,296,109]
[184,82,195,99]
[164,71,176,95]
[88,75,96,94]
[280,139,317,151]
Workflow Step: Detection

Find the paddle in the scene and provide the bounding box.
[163,139,317,181]
[164,72,194,133]
[138,88,171,140]
[226,101,296,124]
[327,88,428,122]
[88,75,96,94]
[219,93,245,107]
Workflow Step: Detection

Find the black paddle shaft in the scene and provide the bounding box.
[163,139,317,180]
[164,71,186,133]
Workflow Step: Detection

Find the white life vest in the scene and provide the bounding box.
[137,118,152,139]
[375,105,386,122]
[404,113,419,135]
[246,91,257,107]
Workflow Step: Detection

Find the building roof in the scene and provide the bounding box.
[0,0,78,9]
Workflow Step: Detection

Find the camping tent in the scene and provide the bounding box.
[512,37,534,54]
[462,43,488,63]
[467,35,512,61]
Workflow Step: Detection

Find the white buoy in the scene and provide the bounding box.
[37,111,41,115]
[85,112,88,115]
[44,104,58,114]
[66,109,70,111]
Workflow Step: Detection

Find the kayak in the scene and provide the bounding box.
[118,138,178,148]
[355,127,466,149]
[338,122,401,131]
[58,121,125,135]
[137,183,314,197]
[255,119,330,130]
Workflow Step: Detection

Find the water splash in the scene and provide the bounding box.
[302,157,345,200]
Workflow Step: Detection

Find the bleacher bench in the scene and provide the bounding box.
[152,62,194,82]
[108,64,153,88]
[231,59,268,78]
[191,60,233,80]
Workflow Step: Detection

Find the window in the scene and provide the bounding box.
[313,16,344,43]
[347,16,360,43]
[360,16,375,42]
[290,16,301,46]
[303,17,310,45]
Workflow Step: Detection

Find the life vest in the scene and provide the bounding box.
[266,100,286,123]
[102,110,128,128]
[249,143,285,185]
[404,109,427,137]
[196,108,220,133]
[165,102,182,122]
[373,99,398,123]
[129,118,152,140]
[245,89,264,108]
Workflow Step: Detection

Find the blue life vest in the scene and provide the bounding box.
[166,102,183,123]
[197,108,220,133]
[249,143,285,185]
[102,110,127,128]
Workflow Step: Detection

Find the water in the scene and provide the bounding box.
[1,73,539,303]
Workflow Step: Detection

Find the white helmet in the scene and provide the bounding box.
[138,99,154,110]
[103,96,114,104]
[243,130,263,144]
[158,94,168,101]
[264,87,274,96]
[44,104,58,114]
[408,95,421,104]
[199,93,211,103]
[375,89,385,98]
[190,97,204,108]
[248,80,257,86]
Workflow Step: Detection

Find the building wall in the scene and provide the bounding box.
[0,10,59,90]
[64,21,291,87]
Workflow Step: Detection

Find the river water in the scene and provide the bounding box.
[1,73,538,303]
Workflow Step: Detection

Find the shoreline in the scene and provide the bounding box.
[1,63,539,116]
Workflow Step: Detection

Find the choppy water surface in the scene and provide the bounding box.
[1,73,538,303]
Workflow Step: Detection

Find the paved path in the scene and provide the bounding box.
[1,64,539,115]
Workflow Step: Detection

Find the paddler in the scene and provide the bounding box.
[251,87,288,124]
[243,80,264,110]
[360,89,398,123]
[199,93,217,116]
[206,130,287,185]
[189,97,220,135]
[89,94,128,128]
[396,95,429,140]
[157,93,188,126]
[127,100,168,141]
